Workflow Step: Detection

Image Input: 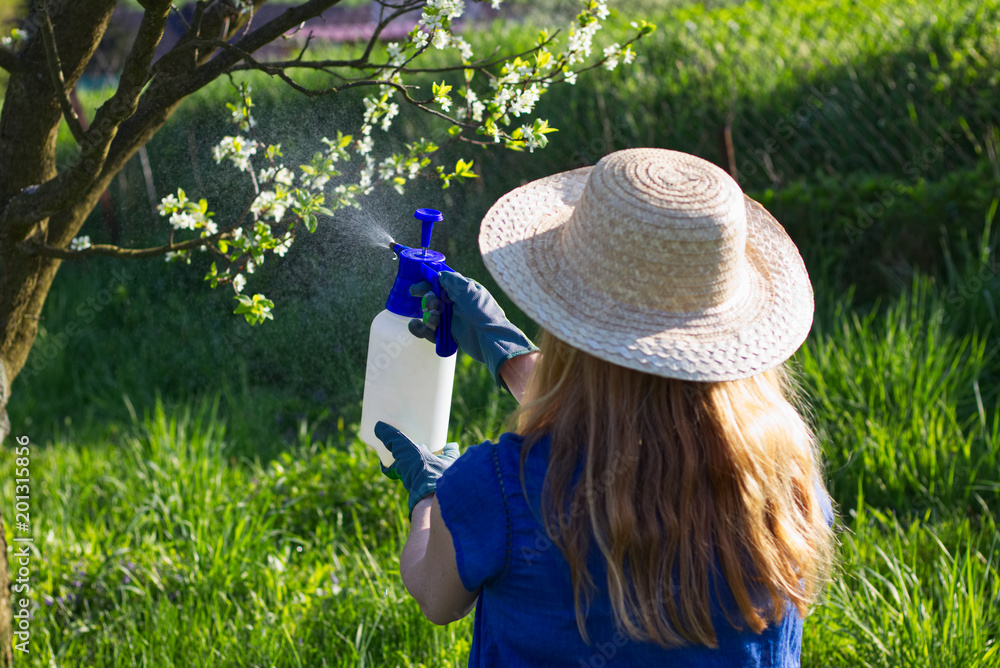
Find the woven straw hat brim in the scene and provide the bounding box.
[479,166,814,381]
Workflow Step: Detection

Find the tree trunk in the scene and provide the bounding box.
[0,0,346,657]
[0,3,117,662]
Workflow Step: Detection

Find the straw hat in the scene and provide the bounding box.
[478,148,814,381]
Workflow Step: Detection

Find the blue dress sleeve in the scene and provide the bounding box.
[435,440,510,592]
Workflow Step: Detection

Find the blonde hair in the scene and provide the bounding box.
[510,330,835,648]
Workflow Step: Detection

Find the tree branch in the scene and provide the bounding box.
[0,6,173,238]
[38,10,87,145]
[397,36,559,74]
[356,0,423,64]
[85,0,345,201]
[19,230,228,260]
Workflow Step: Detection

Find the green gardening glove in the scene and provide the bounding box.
[375,421,460,519]
[408,270,538,392]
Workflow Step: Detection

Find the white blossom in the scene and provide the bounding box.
[169,211,199,230]
[233,274,246,293]
[603,44,620,70]
[359,156,375,190]
[510,85,542,117]
[274,236,293,258]
[382,103,399,132]
[432,29,449,50]
[464,90,486,121]
[70,236,92,251]
[231,105,256,130]
[566,21,601,66]
[357,135,374,156]
[387,42,405,66]
[305,173,330,191]
[451,36,473,61]
[251,190,290,223]
[158,194,180,215]
[493,87,513,110]
[213,136,259,172]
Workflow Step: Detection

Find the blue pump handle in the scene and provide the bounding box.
[418,262,458,358]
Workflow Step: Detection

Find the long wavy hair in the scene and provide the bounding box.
[510,329,835,648]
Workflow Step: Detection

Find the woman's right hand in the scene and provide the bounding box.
[408,270,538,392]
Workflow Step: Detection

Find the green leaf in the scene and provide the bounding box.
[205,262,219,287]
[533,119,558,135]
[432,81,453,98]
[234,293,274,325]
[456,159,477,179]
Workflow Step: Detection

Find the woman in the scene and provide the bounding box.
[375,148,836,666]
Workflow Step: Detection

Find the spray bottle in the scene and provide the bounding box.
[359,208,458,467]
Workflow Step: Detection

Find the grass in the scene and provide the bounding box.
[8,399,473,666]
[804,504,1000,667]
[4,270,999,665]
[2,0,1000,664]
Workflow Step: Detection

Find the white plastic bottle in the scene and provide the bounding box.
[359,309,456,467]
[359,208,457,468]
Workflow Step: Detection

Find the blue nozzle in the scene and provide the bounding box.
[415,208,443,250]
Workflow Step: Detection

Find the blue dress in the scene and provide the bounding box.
[435,432,833,667]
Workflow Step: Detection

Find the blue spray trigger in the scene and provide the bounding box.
[418,261,458,358]
[383,209,457,358]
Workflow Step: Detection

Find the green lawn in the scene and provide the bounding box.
[2,0,1000,664]
[3,279,998,665]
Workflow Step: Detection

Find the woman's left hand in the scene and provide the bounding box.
[375,421,460,518]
